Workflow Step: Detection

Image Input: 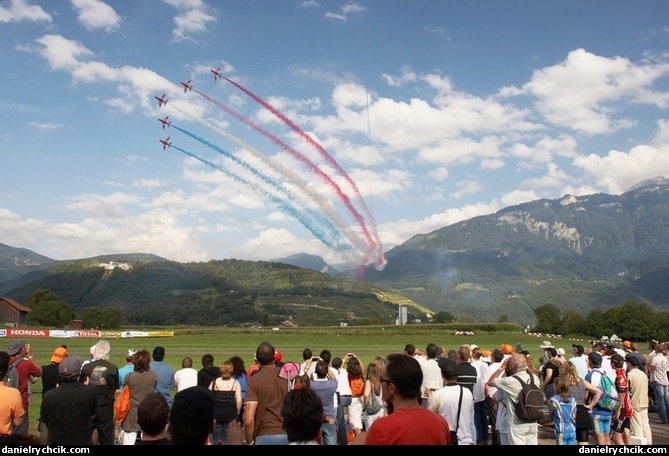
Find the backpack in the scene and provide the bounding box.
[212,380,238,424]
[512,374,545,421]
[2,357,21,390]
[594,370,620,411]
[550,395,576,433]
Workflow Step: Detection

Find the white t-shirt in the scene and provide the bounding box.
[428,384,474,445]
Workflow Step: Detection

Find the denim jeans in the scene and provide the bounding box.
[213,421,229,445]
[321,421,337,445]
[336,395,352,445]
[255,433,289,445]
[652,382,669,422]
[474,400,489,443]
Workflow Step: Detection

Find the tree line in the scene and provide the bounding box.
[533,301,669,341]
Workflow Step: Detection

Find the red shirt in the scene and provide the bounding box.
[9,356,41,409]
[365,407,451,445]
[615,367,633,419]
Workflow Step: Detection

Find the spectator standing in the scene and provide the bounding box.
[7,339,41,435]
[456,345,478,443]
[230,356,248,422]
[38,346,67,442]
[208,359,242,445]
[136,392,170,445]
[559,360,601,445]
[483,348,505,445]
[428,358,474,445]
[281,388,324,444]
[198,354,220,388]
[174,357,198,392]
[471,346,489,444]
[569,344,588,379]
[79,340,119,445]
[150,346,175,409]
[244,341,289,445]
[627,343,646,374]
[364,353,451,445]
[346,353,365,439]
[169,386,216,445]
[362,362,384,432]
[299,348,313,376]
[0,351,25,435]
[648,342,669,424]
[40,356,98,445]
[332,356,352,445]
[542,347,560,401]
[420,343,442,406]
[119,349,158,445]
[310,360,338,444]
[611,354,633,445]
[585,352,613,445]
[626,354,652,444]
[487,353,541,445]
[118,349,137,387]
[549,378,577,445]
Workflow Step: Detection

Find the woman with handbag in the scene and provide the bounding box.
[363,363,384,431]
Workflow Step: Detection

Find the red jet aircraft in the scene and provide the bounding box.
[154,94,168,108]
[158,116,171,130]
[180,80,193,93]
[210,67,222,80]
[159,137,172,150]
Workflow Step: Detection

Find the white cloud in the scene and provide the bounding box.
[325,2,366,22]
[428,167,449,182]
[450,179,484,199]
[162,0,217,42]
[520,49,669,135]
[0,0,51,23]
[27,121,63,130]
[71,0,121,32]
[573,143,669,194]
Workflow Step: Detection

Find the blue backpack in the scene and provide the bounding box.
[550,395,576,433]
[594,369,620,411]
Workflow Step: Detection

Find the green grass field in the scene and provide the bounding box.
[12,326,585,436]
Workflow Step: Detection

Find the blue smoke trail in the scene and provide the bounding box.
[169,134,351,253]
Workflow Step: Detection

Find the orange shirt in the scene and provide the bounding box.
[0,384,24,434]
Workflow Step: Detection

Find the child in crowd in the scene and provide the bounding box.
[549,378,577,445]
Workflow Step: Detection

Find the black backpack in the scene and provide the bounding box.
[512,374,545,421]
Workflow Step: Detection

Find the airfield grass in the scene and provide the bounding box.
[18,325,587,436]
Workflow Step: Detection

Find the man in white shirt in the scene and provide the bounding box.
[471,346,489,445]
[420,343,442,407]
[428,358,474,445]
[332,356,352,445]
[174,357,198,392]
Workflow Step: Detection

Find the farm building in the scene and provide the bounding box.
[0,297,31,328]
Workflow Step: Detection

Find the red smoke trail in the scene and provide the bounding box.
[222,77,385,269]
[194,88,378,266]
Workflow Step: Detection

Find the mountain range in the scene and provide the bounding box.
[1,176,668,325]
[360,175,669,324]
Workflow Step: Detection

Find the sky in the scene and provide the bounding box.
[2,0,669,270]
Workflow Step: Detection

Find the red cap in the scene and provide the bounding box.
[274,350,283,363]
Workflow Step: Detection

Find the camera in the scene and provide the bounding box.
[312,357,318,362]
[347,353,354,357]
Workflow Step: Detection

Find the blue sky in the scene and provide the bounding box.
[2,0,669,269]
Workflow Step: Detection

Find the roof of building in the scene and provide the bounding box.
[0,297,31,313]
